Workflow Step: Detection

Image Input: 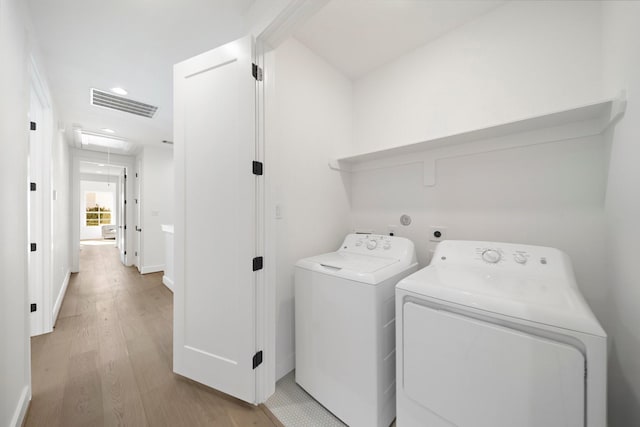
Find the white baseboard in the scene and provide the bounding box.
[140,264,164,274]
[276,352,295,381]
[162,275,174,292]
[52,270,71,327]
[10,385,30,427]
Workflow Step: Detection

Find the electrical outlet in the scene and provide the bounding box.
[430,226,448,242]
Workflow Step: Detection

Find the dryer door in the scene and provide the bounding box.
[402,302,584,427]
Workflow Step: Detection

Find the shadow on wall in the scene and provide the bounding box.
[608,325,640,425]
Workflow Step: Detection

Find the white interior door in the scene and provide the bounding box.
[174,36,263,404]
[119,168,127,264]
[135,160,141,270]
[28,88,45,337]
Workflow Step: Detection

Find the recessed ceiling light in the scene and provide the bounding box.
[101,128,115,134]
[96,171,103,174]
[110,87,128,96]
[98,164,105,167]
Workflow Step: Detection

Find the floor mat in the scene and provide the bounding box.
[265,372,346,427]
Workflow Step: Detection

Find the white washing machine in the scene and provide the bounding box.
[295,234,418,427]
[396,240,606,427]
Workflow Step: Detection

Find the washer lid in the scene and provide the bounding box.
[296,252,404,285]
[397,265,605,336]
[306,252,399,272]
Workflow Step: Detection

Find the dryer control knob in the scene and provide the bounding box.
[366,240,378,250]
[482,249,501,263]
[513,253,527,264]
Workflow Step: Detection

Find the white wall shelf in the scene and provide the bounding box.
[329,94,627,186]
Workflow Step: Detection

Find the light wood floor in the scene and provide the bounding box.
[26,243,281,427]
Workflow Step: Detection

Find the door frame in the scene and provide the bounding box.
[252,0,330,402]
[78,174,122,241]
[71,150,135,271]
[134,157,142,270]
[119,167,127,264]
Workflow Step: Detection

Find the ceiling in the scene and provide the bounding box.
[27,0,506,153]
[27,0,255,150]
[294,0,506,79]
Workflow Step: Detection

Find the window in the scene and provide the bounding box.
[85,191,113,226]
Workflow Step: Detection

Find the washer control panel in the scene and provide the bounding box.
[341,234,415,261]
[350,234,392,251]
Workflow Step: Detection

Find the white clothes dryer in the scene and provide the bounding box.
[295,234,418,427]
[396,240,606,427]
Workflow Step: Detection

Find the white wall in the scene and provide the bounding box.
[353,0,603,154]
[347,0,609,318]
[270,38,353,379]
[79,179,118,240]
[345,1,640,423]
[137,146,174,274]
[350,134,609,316]
[0,0,33,424]
[602,2,640,425]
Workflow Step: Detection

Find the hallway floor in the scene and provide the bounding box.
[26,244,281,427]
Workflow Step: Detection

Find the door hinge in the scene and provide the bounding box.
[30,182,37,191]
[30,243,37,252]
[30,121,37,131]
[252,63,263,81]
[584,361,587,379]
[124,225,127,230]
[252,351,263,369]
[135,172,138,178]
[252,161,263,176]
[124,199,127,204]
[124,174,127,179]
[124,250,127,255]
[30,303,37,312]
[252,256,263,271]
[135,251,138,257]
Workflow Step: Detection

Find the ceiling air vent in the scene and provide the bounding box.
[91,88,158,118]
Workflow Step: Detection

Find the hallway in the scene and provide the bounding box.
[26,244,280,427]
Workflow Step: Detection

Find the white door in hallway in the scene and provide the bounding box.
[119,168,127,265]
[135,159,141,270]
[28,87,46,336]
[173,36,264,404]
